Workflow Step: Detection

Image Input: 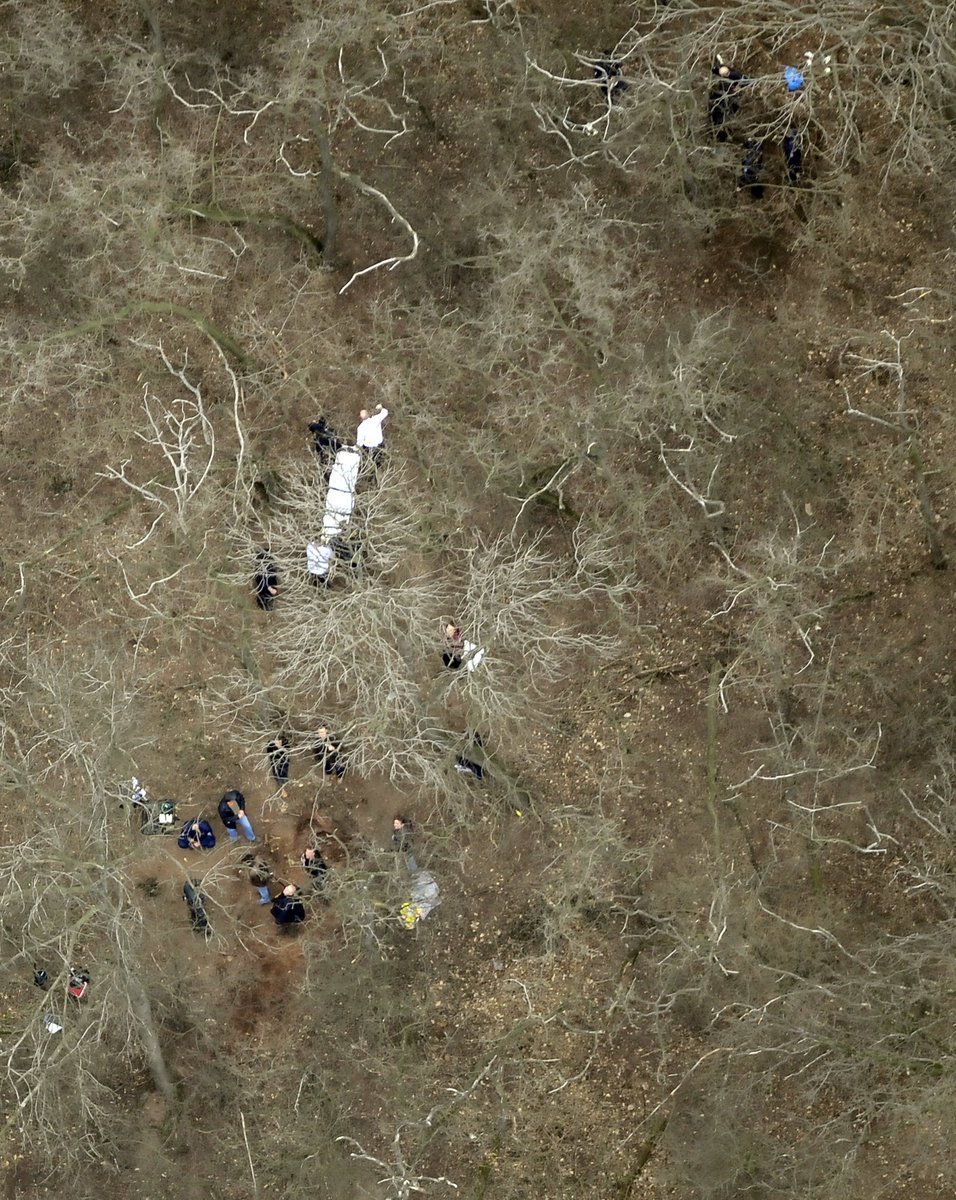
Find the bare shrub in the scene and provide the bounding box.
[0,1,93,95]
[219,454,631,788]
[526,0,956,194]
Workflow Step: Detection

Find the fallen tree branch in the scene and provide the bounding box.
[334,167,420,294]
[172,202,323,262]
[44,301,248,364]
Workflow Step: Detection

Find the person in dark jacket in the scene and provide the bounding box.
[271,884,306,927]
[183,880,210,933]
[301,846,328,891]
[331,537,365,574]
[591,52,628,104]
[391,815,414,853]
[218,790,256,841]
[391,815,418,870]
[710,59,748,141]
[454,755,484,780]
[308,417,341,461]
[266,735,290,795]
[739,140,765,198]
[178,819,216,850]
[442,623,464,669]
[254,551,278,611]
[240,852,274,904]
[313,727,345,778]
[783,128,803,183]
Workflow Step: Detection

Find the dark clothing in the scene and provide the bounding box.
[313,736,345,778]
[331,538,364,572]
[784,130,803,183]
[243,856,273,888]
[308,418,341,460]
[271,892,306,926]
[183,882,209,933]
[443,628,464,670]
[266,740,290,784]
[710,64,748,140]
[392,822,418,871]
[178,819,216,850]
[739,141,765,198]
[218,791,245,829]
[391,821,414,855]
[592,54,628,103]
[455,756,484,780]
[301,849,328,888]
[254,552,278,611]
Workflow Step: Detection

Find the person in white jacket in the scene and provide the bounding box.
[306,540,334,586]
[356,404,389,452]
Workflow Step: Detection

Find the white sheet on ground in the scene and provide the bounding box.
[323,447,362,538]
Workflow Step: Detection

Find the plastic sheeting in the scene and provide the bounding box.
[322,448,362,538]
[399,870,441,929]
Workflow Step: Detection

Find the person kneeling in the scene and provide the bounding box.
[178,819,216,850]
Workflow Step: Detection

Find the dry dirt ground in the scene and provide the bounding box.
[1,1,953,1198]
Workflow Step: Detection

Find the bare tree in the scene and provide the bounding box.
[0,641,179,1163]
[219,450,633,790]
[841,328,948,570]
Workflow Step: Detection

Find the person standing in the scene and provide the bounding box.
[306,540,334,587]
[391,815,418,870]
[266,735,290,796]
[301,846,328,891]
[391,815,414,854]
[356,403,389,459]
[591,52,628,104]
[254,551,278,611]
[218,789,256,842]
[709,59,748,142]
[313,727,345,778]
[739,140,765,199]
[783,128,803,183]
[240,853,274,905]
[308,417,341,461]
[271,884,306,927]
[442,623,464,669]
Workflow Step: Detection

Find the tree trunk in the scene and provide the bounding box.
[126,972,177,1106]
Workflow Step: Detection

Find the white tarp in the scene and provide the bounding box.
[323,447,362,538]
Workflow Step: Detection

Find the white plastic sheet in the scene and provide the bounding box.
[322,448,362,538]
